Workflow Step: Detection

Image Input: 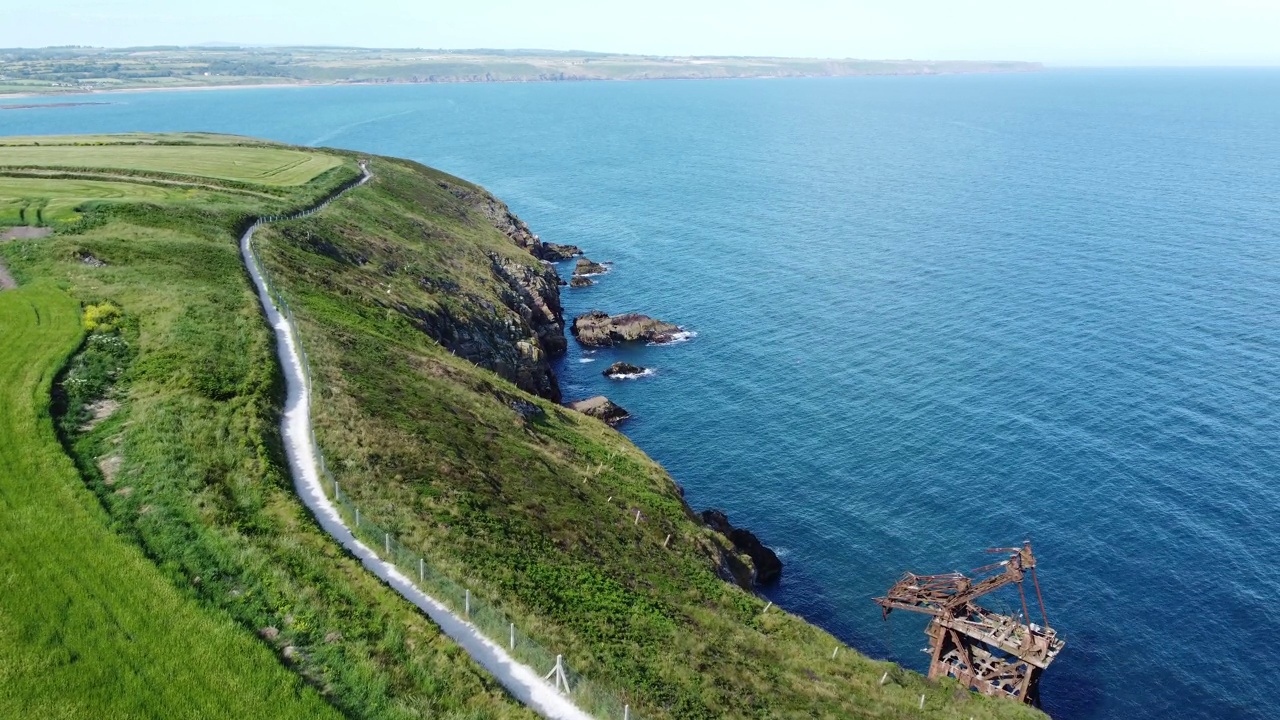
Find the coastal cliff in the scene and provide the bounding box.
[10,133,1044,720]
[274,163,569,401]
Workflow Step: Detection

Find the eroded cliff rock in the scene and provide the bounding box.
[700,509,783,586]
[422,181,575,400]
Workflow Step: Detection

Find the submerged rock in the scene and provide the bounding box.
[569,276,594,288]
[566,395,630,425]
[699,509,783,586]
[573,257,609,276]
[603,361,648,379]
[572,311,682,347]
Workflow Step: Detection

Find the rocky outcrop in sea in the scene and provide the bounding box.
[570,276,594,288]
[572,311,683,347]
[573,257,609,277]
[602,361,649,379]
[567,396,630,425]
[541,242,583,261]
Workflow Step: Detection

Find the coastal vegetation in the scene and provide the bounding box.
[0,282,341,719]
[0,46,1043,97]
[0,133,1044,719]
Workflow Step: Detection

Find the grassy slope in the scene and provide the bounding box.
[256,155,1047,720]
[0,136,531,719]
[0,281,340,719]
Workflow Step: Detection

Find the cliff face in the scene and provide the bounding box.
[440,182,568,399]
[268,160,569,402]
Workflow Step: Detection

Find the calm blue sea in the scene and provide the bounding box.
[4,70,1279,719]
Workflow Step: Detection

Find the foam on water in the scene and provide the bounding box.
[605,368,656,380]
[649,330,697,346]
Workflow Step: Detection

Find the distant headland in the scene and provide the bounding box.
[0,46,1043,97]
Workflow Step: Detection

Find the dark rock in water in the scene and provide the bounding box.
[540,242,583,261]
[572,310,682,347]
[566,395,630,425]
[699,509,783,586]
[573,257,609,276]
[603,361,647,378]
[729,528,783,585]
[569,276,594,288]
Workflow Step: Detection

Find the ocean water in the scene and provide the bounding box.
[4,70,1279,719]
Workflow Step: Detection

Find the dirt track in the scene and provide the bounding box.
[0,226,52,241]
[0,259,15,290]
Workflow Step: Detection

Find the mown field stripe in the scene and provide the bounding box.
[0,282,342,720]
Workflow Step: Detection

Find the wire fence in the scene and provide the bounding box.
[244,174,646,720]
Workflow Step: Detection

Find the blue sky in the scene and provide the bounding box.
[6,0,1279,66]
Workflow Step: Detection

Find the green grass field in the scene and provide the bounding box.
[0,144,341,186]
[0,177,190,225]
[0,281,343,719]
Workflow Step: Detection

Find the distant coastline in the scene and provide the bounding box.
[0,46,1043,98]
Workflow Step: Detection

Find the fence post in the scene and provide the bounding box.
[919,694,925,710]
[419,558,424,583]
[510,622,515,650]
[624,705,630,720]
[664,534,671,548]
[465,589,470,617]
[384,533,390,555]
[355,508,360,528]
[762,601,773,614]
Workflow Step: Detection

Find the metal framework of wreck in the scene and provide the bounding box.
[873,542,1065,705]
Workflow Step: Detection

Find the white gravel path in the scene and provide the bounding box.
[239,166,595,720]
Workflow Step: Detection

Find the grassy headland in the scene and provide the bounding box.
[1,134,530,719]
[0,46,1042,97]
[0,133,1046,719]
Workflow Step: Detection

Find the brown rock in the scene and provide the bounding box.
[573,257,609,276]
[569,276,594,288]
[566,396,631,425]
[571,311,683,347]
[540,242,583,261]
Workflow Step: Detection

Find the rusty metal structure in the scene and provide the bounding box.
[873,542,1064,705]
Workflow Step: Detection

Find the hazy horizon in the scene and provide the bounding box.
[3,0,1278,68]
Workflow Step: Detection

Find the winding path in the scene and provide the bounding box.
[239,164,594,720]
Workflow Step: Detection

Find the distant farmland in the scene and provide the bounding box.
[0,46,1043,96]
